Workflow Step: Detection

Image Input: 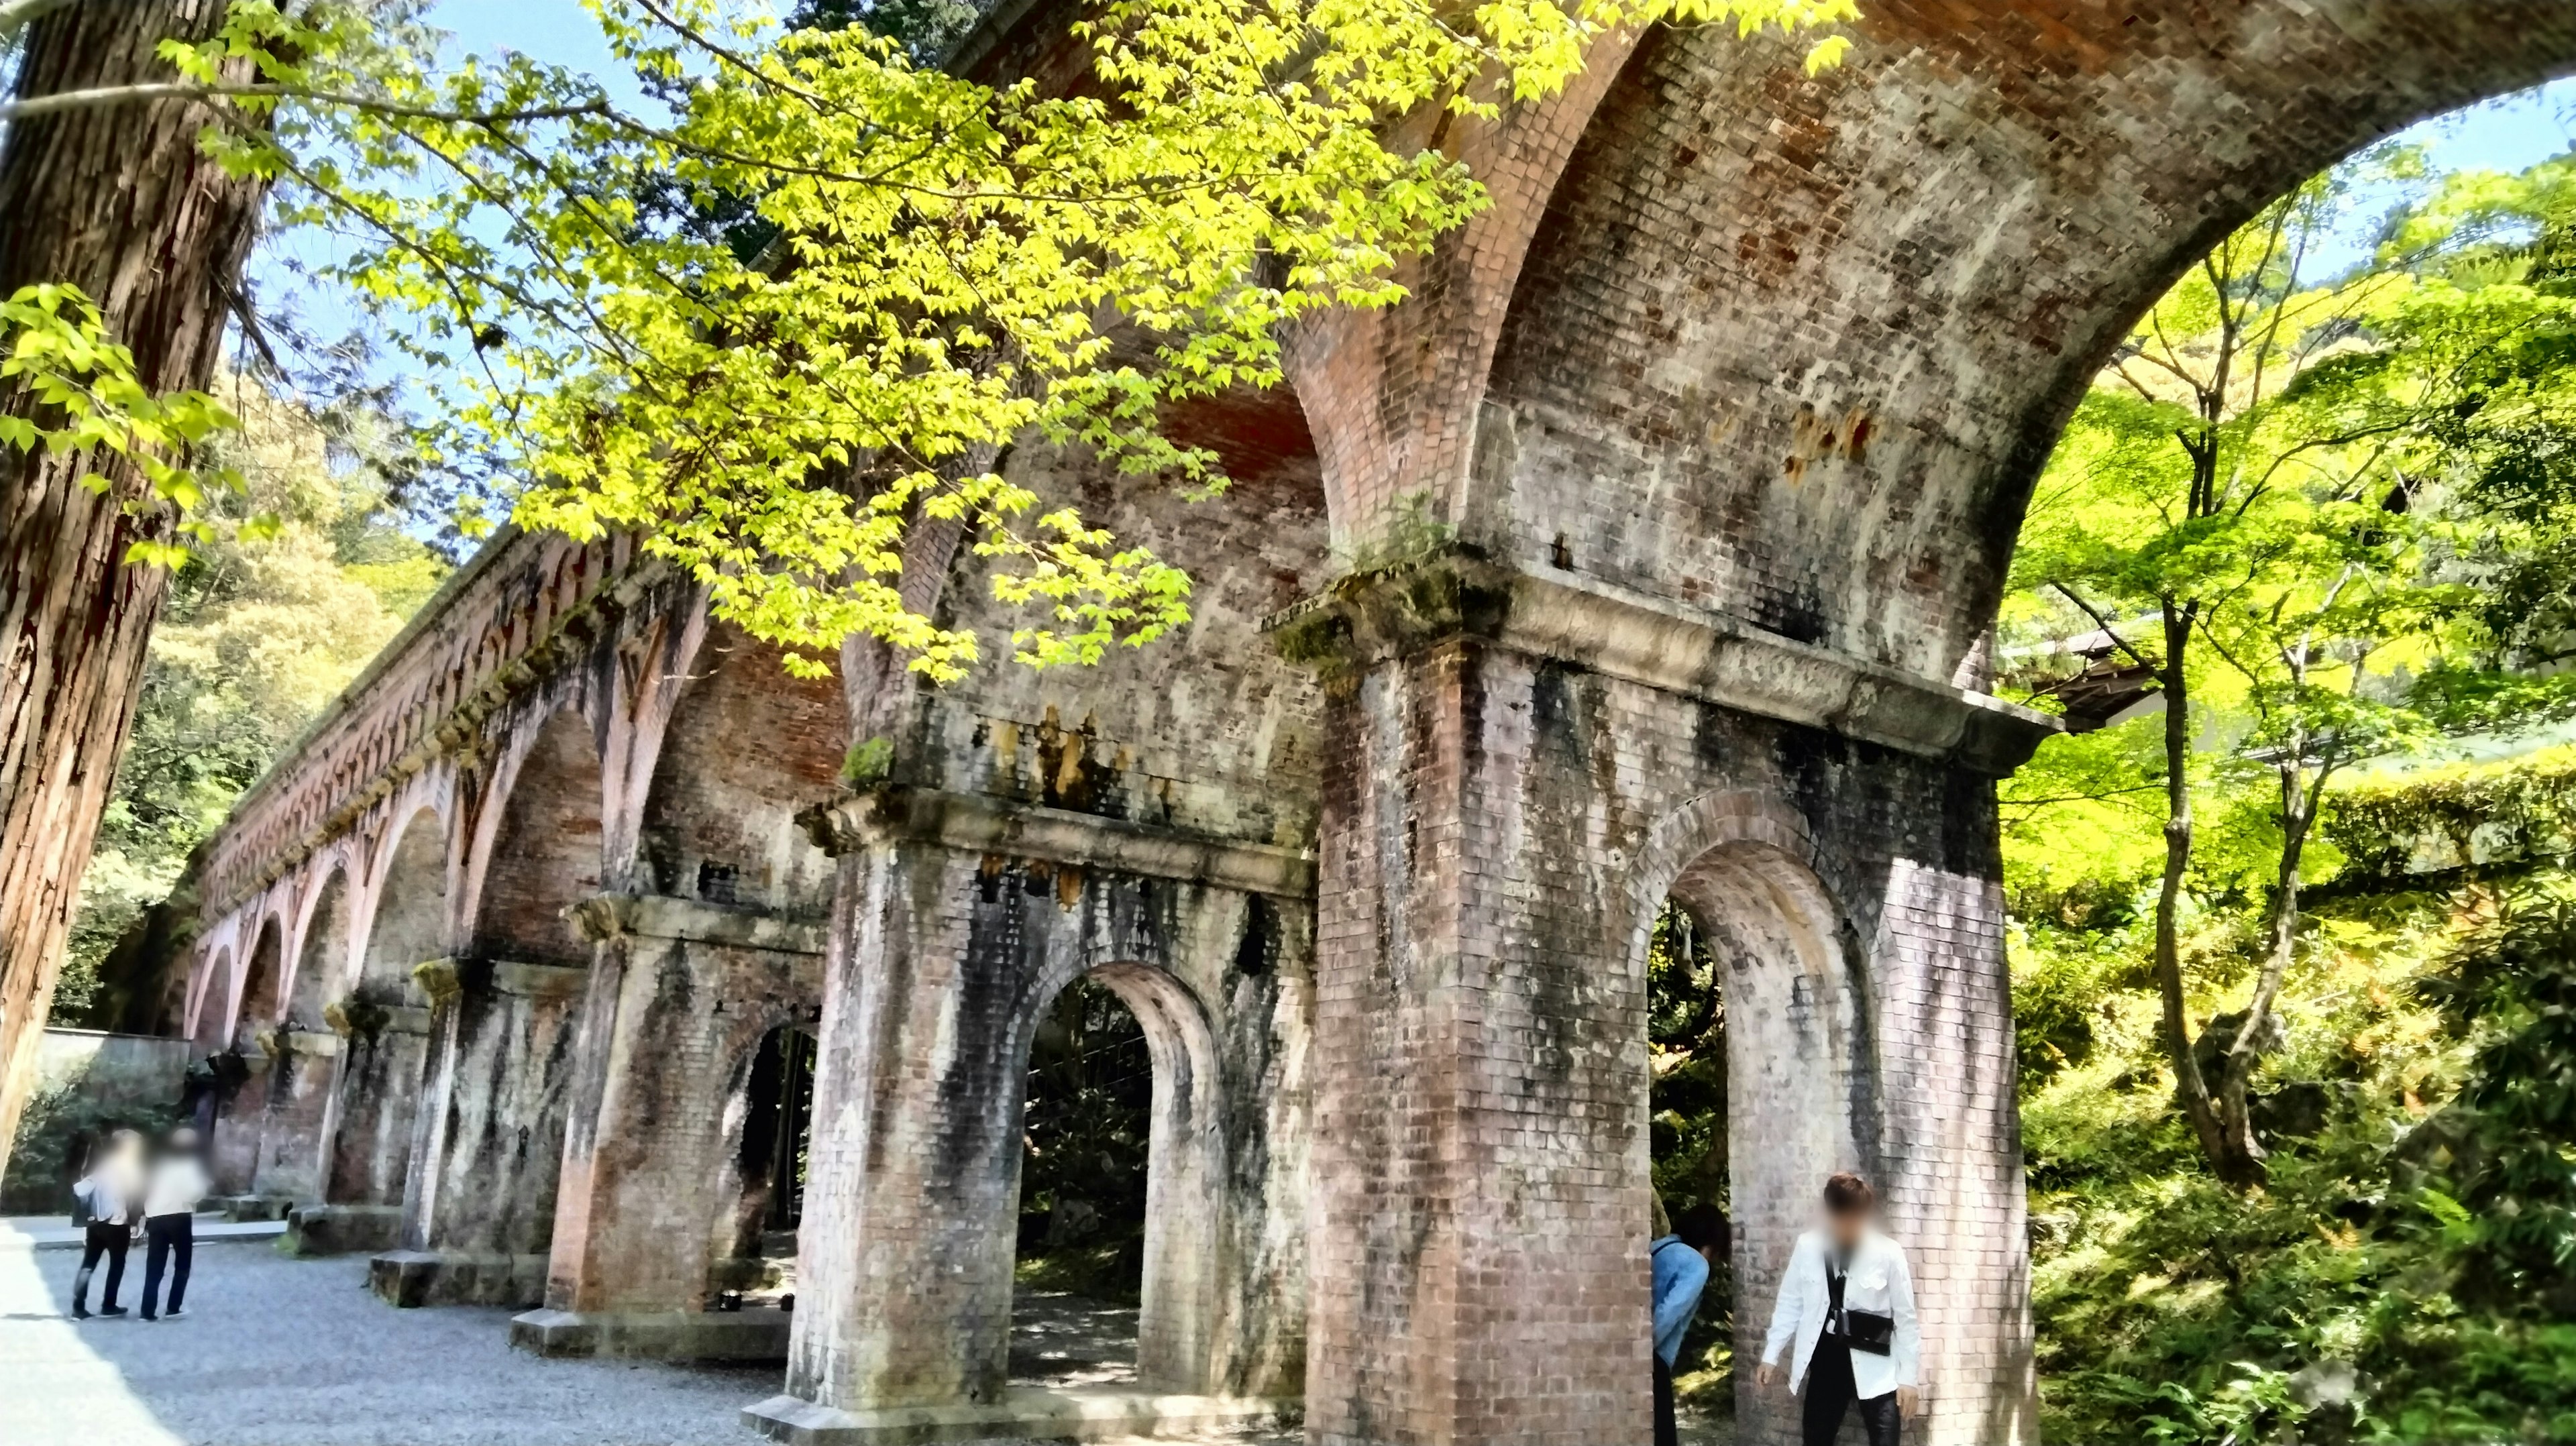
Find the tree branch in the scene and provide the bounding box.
[0,80,609,126]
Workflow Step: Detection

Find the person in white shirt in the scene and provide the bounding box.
[138,1127,212,1321]
[1753,1172,1921,1446]
[68,1129,145,1319]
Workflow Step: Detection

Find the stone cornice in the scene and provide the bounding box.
[566,893,829,956]
[797,787,1316,899]
[1263,552,2059,776]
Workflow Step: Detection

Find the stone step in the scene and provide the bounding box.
[511,1306,794,1361]
[742,1387,1299,1446]
[282,1203,402,1256]
[368,1248,548,1309]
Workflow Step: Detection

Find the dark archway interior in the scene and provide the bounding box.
[739,1023,818,1237]
[1014,974,1152,1304]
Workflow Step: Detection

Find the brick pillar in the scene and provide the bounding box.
[752,799,1309,1439]
[1296,564,2041,1446]
[249,1030,340,1201]
[781,843,1032,1413]
[1307,636,1654,1446]
[376,956,588,1307]
[517,895,822,1359]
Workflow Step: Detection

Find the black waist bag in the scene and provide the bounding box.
[1827,1258,1895,1356]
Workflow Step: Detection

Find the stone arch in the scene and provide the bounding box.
[231,912,287,1048]
[211,914,288,1191]
[1471,3,2576,686]
[287,861,354,1025]
[254,861,358,1202]
[733,1018,820,1241]
[327,804,449,1207]
[637,622,847,913]
[360,805,451,997]
[189,943,234,1049]
[472,706,606,967]
[1628,791,1868,1445]
[1007,954,1230,1394]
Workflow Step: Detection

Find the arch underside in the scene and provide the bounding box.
[1469,0,2576,687]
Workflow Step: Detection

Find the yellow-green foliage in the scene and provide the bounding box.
[2327,744,2576,881]
[57,379,447,1018]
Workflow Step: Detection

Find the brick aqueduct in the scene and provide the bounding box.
[164,5,2575,1444]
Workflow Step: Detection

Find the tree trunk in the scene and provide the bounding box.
[0,0,270,1179]
[2153,598,2233,1177]
[2214,759,2323,1187]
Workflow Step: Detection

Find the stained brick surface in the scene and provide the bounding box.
[165,7,2576,1443]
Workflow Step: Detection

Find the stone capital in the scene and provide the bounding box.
[565,891,828,956]
[1265,549,2058,775]
[796,785,1314,898]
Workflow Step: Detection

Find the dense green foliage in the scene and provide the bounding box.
[56,378,445,1021]
[1998,140,2576,1443]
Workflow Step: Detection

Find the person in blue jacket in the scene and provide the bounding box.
[1651,1203,1730,1446]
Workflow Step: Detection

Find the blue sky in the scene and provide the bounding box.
[253,8,2576,409]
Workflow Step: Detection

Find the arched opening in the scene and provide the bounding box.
[422,706,604,1270]
[474,708,605,966]
[288,868,350,1027]
[232,916,284,1049]
[1644,840,1861,1446]
[637,623,847,913]
[253,867,352,1200]
[1010,963,1226,1395]
[211,917,287,1192]
[739,1022,818,1235]
[327,807,446,1207]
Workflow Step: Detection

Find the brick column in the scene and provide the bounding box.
[776,842,1034,1414]
[1291,557,2045,1446]
[1308,636,1654,1446]
[748,787,1315,1444]
[374,956,588,1307]
[248,1030,340,1201]
[514,894,823,1360]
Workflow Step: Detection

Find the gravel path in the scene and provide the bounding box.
[0,1239,1314,1446]
[0,1235,1726,1445]
[0,1238,777,1446]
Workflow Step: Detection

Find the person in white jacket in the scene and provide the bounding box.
[68,1129,145,1319]
[1753,1172,1921,1446]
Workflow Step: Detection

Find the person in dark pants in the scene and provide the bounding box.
[1754,1172,1921,1446]
[69,1129,144,1319]
[1650,1205,1730,1446]
[138,1126,211,1321]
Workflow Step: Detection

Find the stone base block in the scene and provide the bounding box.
[511,1306,794,1361]
[368,1248,549,1309]
[281,1204,402,1256]
[741,1388,1298,1446]
[209,1194,296,1222]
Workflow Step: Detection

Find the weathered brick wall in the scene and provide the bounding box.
[547,913,824,1316]
[209,919,284,1192]
[323,805,448,1207]
[635,625,847,914]
[900,417,1330,850]
[1472,5,2576,685]
[788,843,1309,1412]
[1308,626,2031,1446]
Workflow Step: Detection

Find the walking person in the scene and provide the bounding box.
[1650,1204,1730,1446]
[1754,1172,1921,1446]
[68,1129,144,1319]
[137,1126,211,1321]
